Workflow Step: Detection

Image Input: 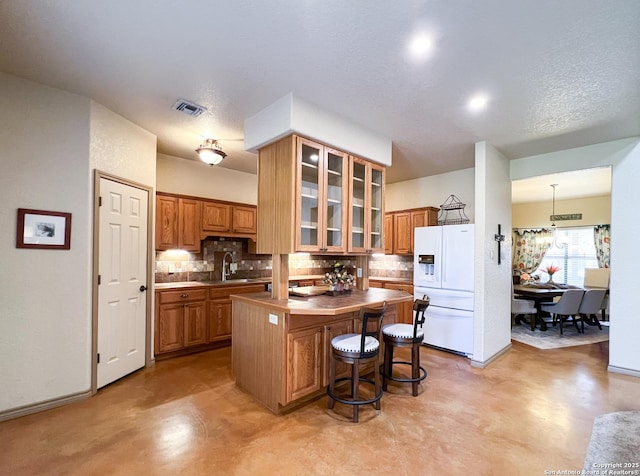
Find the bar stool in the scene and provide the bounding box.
[327,302,387,423]
[381,297,429,396]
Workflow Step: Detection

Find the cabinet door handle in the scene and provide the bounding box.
[181,293,189,298]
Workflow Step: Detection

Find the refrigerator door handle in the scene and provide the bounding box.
[441,239,446,283]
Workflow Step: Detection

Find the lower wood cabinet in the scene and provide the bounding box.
[156,303,185,353]
[208,298,232,342]
[208,284,265,343]
[286,326,323,403]
[284,305,397,405]
[155,283,266,358]
[322,319,354,386]
[383,283,414,324]
[155,288,207,354]
[184,301,207,347]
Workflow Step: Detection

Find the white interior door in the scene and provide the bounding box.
[97,177,148,388]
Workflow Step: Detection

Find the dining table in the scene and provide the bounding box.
[513,283,582,331]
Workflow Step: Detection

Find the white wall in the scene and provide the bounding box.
[0,73,157,415]
[386,168,475,220]
[0,73,92,412]
[472,142,512,365]
[157,153,258,204]
[90,101,157,186]
[511,137,640,375]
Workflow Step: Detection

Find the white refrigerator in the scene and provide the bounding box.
[413,224,474,356]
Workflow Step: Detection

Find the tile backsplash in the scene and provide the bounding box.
[155,238,362,283]
[368,254,413,280]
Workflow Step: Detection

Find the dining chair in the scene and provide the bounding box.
[583,268,610,288]
[540,289,585,335]
[577,289,607,333]
[511,296,537,328]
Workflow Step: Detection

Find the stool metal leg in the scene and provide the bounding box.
[382,343,393,391]
[411,343,420,397]
[352,362,359,423]
[328,355,335,410]
[374,361,381,411]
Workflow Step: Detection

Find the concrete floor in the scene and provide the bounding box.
[1,340,639,475]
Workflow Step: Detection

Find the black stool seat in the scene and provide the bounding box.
[381,297,429,396]
[327,303,386,423]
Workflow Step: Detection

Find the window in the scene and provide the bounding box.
[534,227,598,286]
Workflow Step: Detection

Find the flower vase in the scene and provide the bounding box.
[547,274,554,284]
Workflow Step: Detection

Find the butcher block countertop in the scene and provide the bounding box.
[230,287,412,316]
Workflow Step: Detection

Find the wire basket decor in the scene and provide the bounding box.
[437,194,470,225]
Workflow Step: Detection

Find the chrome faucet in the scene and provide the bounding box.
[222,252,234,281]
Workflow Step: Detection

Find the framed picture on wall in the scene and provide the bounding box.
[16,208,72,250]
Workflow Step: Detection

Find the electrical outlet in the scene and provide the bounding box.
[230,263,237,273]
[269,313,278,325]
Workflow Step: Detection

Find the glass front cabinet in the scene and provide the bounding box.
[296,137,348,252]
[349,156,385,253]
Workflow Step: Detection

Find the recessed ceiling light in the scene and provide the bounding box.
[408,33,434,60]
[468,94,489,112]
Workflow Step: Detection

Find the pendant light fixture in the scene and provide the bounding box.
[196,139,227,166]
[550,184,559,227]
[549,184,567,248]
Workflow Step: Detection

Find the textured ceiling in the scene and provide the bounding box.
[511,166,611,204]
[0,1,638,184]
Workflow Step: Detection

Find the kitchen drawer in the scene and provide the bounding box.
[159,288,207,304]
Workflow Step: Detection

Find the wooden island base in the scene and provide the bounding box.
[231,288,413,414]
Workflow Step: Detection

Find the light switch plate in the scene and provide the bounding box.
[269,313,278,325]
[357,268,363,278]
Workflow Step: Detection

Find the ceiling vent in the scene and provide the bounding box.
[172,99,207,117]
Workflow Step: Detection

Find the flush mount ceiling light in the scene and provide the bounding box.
[467,93,489,112]
[196,139,227,166]
[407,33,434,61]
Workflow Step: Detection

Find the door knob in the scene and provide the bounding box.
[140,285,148,292]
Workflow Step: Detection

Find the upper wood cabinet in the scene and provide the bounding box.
[156,195,178,250]
[156,192,257,250]
[348,157,385,254]
[296,137,349,253]
[232,206,257,234]
[385,207,439,255]
[202,202,231,232]
[393,211,412,255]
[155,194,200,252]
[178,198,202,252]
[202,201,257,236]
[384,214,393,254]
[257,134,375,255]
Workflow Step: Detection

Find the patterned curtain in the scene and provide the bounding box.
[594,224,611,268]
[512,229,553,276]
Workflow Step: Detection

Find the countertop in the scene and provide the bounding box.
[154,275,412,290]
[368,277,413,284]
[230,287,413,316]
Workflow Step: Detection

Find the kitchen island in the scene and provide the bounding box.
[231,287,413,414]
